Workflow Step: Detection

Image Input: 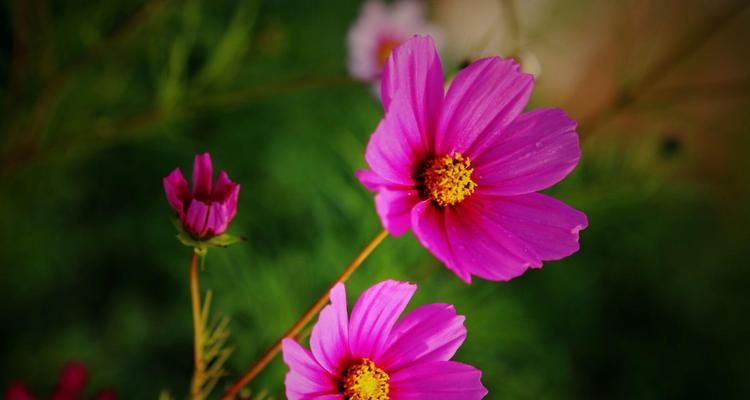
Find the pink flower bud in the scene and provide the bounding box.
[163,153,240,239]
[53,361,88,398]
[5,382,35,400]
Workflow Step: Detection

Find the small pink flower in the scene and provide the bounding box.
[4,361,117,400]
[52,361,87,400]
[163,152,240,240]
[348,0,441,84]
[281,280,487,399]
[5,382,35,400]
[91,390,117,400]
[357,35,588,283]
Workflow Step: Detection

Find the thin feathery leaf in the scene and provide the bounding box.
[255,389,275,400]
[193,293,234,399]
[158,390,174,400]
[201,290,213,327]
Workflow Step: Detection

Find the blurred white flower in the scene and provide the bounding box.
[433,0,510,62]
[347,0,442,85]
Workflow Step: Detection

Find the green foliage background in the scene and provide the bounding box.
[2,0,749,398]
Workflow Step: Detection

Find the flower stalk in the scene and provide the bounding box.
[220,229,389,399]
[190,251,205,400]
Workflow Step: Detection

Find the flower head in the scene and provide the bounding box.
[5,383,35,400]
[348,0,441,85]
[281,280,487,400]
[163,152,240,240]
[5,361,117,400]
[52,361,87,400]
[357,35,588,283]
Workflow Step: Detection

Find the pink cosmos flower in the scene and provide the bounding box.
[357,35,588,283]
[52,360,87,400]
[281,280,487,400]
[5,383,35,400]
[5,361,117,400]
[348,0,441,85]
[163,152,240,240]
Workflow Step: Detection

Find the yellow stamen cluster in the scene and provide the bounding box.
[377,39,400,67]
[342,358,390,400]
[421,153,477,207]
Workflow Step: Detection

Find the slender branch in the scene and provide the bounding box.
[220,229,389,400]
[82,75,357,149]
[190,251,205,400]
[467,3,506,59]
[0,75,358,178]
[6,0,30,102]
[28,0,170,128]
[1,0,170,176]
[579,1,750,135]
[500,0,521,53]
[188,76,357,112]
[644,79,750,102]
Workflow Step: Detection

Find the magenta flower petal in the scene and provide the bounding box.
[474,108,581,195]
[390,361,488,399]
[355,169,400,191]
[445,199,541,281]
[349,280,416,360]
[474,192,588,261]
[412,197,536,282]
[364,96,426,186]
[379,303,466,372]
[410,201,469,283]
[185,199,209,237]
[213,171,237,201]
[411,191,588,282]
[310,283,351,376]
[205,202,228,237]
[375,188,421,236]
[436,57,533,156]
[226,186,239,221]
[381,35,444,137]
[163,168,190,215]
[212,171,240,224]
[281,338,339,399]
[192,153,213,200]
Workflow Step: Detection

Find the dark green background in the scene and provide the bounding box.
[2,1,749,398]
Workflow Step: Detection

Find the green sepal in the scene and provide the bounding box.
[204,233,246,247]
[172,217,246,255]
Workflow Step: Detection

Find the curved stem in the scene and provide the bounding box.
[190,251,204,399]
[220,229,389,399]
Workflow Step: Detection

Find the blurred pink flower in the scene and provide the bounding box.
[347,0,441,85]
[51,361,87,400]
[4,361,116,400]
[5,382,35,400]
[281,280,487,399]
[90,390,116,400]
[357,35,588,283]
[163,152,240,240]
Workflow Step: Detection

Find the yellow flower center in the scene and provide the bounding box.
[420,153,477,207]
[342,358,390,400]
[377,38,400,68]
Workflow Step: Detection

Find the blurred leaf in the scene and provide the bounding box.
[196,1,261,88]
[158,0,201,109]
